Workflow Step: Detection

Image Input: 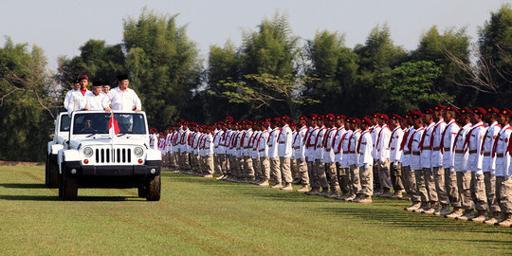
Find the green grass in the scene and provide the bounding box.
[0,165,511,255]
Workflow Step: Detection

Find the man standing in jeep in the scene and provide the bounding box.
[110,74,142,111]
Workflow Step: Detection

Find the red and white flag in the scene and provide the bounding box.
[108,113,120,137]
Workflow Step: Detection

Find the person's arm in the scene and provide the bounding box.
[132,90,142,111]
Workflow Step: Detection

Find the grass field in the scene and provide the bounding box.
[0,165,511,255]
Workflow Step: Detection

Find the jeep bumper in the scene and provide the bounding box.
[63,160,161,177]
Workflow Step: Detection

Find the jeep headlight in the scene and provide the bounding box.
[83,147,93,158]
[134,147,144,157]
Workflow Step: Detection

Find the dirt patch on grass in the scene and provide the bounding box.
[0,160,44,166]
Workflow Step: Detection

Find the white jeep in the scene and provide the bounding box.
[46,112,70,188]
[57,110,162,201]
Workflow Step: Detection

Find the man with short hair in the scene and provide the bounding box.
[85,81,110,111]
[494,109,512,227]
[354,117,374,204]
[389,114,405,198]
[293,116,310,192]
[65,74,90,114]
[110,74,142,111]
[481,107,502,223]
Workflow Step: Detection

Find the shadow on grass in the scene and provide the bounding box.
[0,183,47,189]
[0,195,141,201]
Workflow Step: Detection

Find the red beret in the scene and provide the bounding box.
[281,115,290,121]
[335,114,346,120]
[78,74,89,81]
[391,114,402,121]
[379,113,390,121]
[325,113,335,121]
[445,106,457,112]
[411,111,424,119]
[487,107,500,115]
[361,117,372,126]
[299,116,308,121]
[433,105,446,112]
[372,113,380,118]
[473,107,487,116]
[350,118,360,125]
[499,108,512,117]
[310,114,319,121]
[424,109,434,115]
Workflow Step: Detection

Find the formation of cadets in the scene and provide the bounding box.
[150,105,512,227]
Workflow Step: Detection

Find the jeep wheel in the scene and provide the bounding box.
[47,156,60,188]
[146,175,161,201]
[59,170,78,200]
[45,155,50,187]
[138,185,147,198]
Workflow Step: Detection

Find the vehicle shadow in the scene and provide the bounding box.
[0,183,47,189]
[0,195,142,201]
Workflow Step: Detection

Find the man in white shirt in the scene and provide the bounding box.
[277,116,294,191]
[268,118,281,188]
[389,114,405,198]
[65,74,90,114]
[110,74,142,111]
[85,81,111,111]
[354,117,374,204]
[293,116,310,192]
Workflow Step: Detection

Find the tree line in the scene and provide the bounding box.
[1,5,511,161]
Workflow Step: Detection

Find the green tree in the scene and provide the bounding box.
[57,39,126,87]
[378,60,446,113]
[0,39,54,161]
[123,10,202,128]
[476,4,512,105]
[352,25,407,115]
[412,26,472,105]
[204,41,243,121]
[303,30,358,114]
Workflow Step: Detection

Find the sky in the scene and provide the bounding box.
[0,0,508,71]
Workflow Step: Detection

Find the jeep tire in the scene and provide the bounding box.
[138,185,147,198]
[47,155,60,188]
[146,175,161,201]
[59,169,78,200]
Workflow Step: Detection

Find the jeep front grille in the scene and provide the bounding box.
[95,148,132,163]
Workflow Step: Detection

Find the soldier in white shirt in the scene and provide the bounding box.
[419,109,437,214]
[376,114,393,197]
[449,108,474,220]
[241,121,255,182]
[389,114,405,198]
[85,82,110,111]
[406,111,426,212]
[463,107,489,222]
[110,74,142,111]
[257,120,271,186]
[65,74,90,114]
[440,107,462,217]
[293,116,310,192]
[250,123,262,183]
[345,118,361,202]
[314,116,330,196]
[323,114,341,198]
[268,118,281,188]
[354,117,374,204]
[494,109,512,227]
[333,116,350,199]
[482,107,502,221]
[430,105,449,216]
[277,116,294,191]
[304,115,321,195]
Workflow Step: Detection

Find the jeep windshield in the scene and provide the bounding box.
[72,113,147,135]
